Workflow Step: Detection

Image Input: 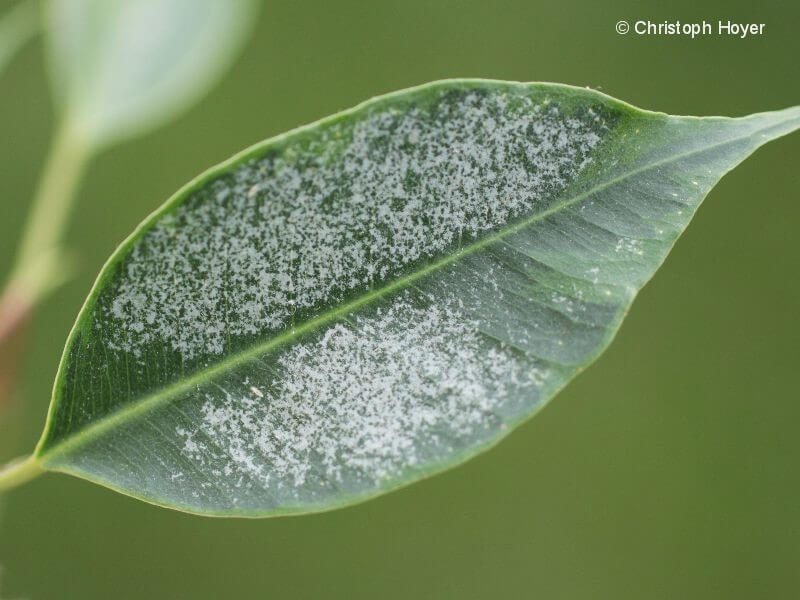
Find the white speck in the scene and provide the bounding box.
[175,294,550,491]
[100,89,606,359]
[176,427,205,455]
[615,237,644,256]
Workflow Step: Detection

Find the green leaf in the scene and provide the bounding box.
[31,80,799,517]
[45,0,258,148]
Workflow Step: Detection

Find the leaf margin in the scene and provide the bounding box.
[31,78,800,517]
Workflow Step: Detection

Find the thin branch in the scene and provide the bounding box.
[0,455,43,493]
[0,121,90,347]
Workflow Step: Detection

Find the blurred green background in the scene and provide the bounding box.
[1,0,798,598]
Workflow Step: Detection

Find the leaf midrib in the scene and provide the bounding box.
[37,112,797,463]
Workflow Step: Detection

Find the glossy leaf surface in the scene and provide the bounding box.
[34,80,800,516]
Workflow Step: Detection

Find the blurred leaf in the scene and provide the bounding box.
[0,0,38,78]
[44,0,258,148]
[19,80,800,516]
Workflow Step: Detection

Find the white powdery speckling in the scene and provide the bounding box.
[102,90,604,359]
[614,237,644,256]
[176,296,548,490]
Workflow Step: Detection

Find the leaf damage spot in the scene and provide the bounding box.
[175,295,550,494]
[100,89,605,360]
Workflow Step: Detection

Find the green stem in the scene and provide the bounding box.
[0,120,91,344]
[0,454,43,493]
[10,120,91,294]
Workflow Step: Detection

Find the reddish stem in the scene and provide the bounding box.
[0,289,31,409]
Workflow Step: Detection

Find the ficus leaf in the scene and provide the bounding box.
[22,80,800,517]
[45,0,258,149]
